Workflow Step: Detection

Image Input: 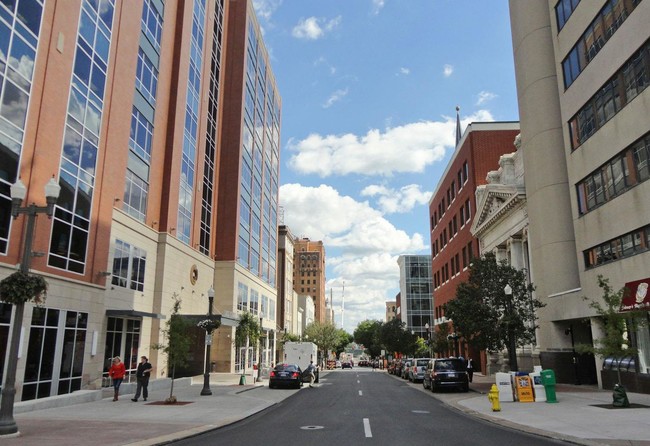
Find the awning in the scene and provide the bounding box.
[620,278,650,312]
[106,309,166,319]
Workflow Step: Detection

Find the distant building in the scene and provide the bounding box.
[386,301,397,322]
[397,255,433,337]
[293,238,326,323]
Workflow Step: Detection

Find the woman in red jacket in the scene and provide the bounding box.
[108,356,126,401]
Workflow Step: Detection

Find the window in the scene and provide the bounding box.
[555,0,581,31]
[237,283,248,311]
[111,240,147,292]
[584,224,650,268]
[463,161,469,183]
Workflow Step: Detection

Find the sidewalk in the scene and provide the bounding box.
[5,371,650,446]
[440,373,650,446]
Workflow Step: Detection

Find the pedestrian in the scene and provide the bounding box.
[108,356,126,401]
[305,360,316,387]
[466,357,474,383]
[132,356,152,402]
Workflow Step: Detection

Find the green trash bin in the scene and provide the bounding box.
[540,369,558,403]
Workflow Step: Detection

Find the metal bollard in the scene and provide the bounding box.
[488,384,501,412]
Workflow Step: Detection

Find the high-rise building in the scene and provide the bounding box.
[385,301,397,322]
[509,0,650,390]
[293,238,326,323]
[213,0,281,373]
[429,122,519,361]
[0,0,280,402]
[397,255,433,337]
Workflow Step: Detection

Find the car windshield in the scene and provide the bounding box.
[416,360,429,366]
[435,360,464,371]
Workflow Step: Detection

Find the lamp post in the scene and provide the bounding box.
[256,317,264,382]
[504,284,519,372]
[200,286,215,396]
[425,323,432,358]
[0,178,60,436]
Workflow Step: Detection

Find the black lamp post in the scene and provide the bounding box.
[425,322,432,358]
[504,284,519,372]
[0,177,60,437]
[200,286,215,396]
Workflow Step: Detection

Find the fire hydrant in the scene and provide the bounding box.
[488,384,501,412]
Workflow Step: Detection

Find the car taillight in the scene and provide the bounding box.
[292,372,300,378]
[270,371,276,377]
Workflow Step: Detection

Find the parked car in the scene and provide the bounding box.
[394,358,411,377]
[423,358,469,392]
[269,363,303,389]
[342,361,353,369]
[408,358,431,382]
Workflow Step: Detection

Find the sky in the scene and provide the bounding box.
[252,0,520,333]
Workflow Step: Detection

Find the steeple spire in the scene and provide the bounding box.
[455,105,462,147]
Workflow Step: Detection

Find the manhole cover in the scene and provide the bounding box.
[301,426,325,430]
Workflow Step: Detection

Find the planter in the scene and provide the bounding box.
[0,271,47,305]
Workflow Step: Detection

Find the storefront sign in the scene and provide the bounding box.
[620,278,650,312]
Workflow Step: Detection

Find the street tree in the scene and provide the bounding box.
[379,318,415,357]
[304,321,342,363]
[443,252,540,371]
[353,319,383,358]
[152,294,192,402]
[335,330,354,357]
[429,322,453,357]
[235,312,261,377]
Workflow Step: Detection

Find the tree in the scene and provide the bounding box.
[334,330,353,357]
[353,319,383,357]
[429,322,452,357]
[235,312,261,376]
[304,321,342,363]
[443,252,541,371]
[576,275,644,386]
[152,294,192,402]
[379,318,415,357]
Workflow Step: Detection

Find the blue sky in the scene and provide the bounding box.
[253,0,520,333]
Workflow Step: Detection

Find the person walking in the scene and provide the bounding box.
[305,361,316,388]
[132,356,152,402]
[108,356,126,401]
[466,357,474,383]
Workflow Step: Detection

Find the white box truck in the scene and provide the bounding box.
[283,341,319,382]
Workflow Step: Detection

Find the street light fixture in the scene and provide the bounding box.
[0,177,60,436]
[425,323,432,358]
[200,286,215,396]
[504,283,519,372]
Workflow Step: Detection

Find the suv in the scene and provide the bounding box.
[408,358,431,382]
[423,358,469,392]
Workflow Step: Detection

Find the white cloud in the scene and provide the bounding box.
[361,184,432,214]
[314,57,337,75]
[287,114,487,177]
[323,88,349,108]
[252,0,282,21]
[372,0,386,15]
[397,67,410,76]
[279,184,426,330]
[476,90,498,105]
[292,16,342,40]
[443,64,454,77]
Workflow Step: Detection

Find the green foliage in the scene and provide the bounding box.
[379,318,416,357]
[413,337,429,357]
[335,330,354,356]
[576,275,640,359]
[443,253,541,360]
[196,318,220,333]
[151,295,192,399]
[429,322,452,356]
[235,312,260,348]
[304,321,343,357]
[0,271,48,305]
[353,319,383,357]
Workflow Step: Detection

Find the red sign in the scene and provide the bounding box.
[620,278,650,312]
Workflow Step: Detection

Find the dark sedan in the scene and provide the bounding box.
[269,364,303,389]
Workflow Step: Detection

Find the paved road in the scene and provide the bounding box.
[173,370,570,446]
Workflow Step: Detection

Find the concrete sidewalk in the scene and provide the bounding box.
[438,373,650,446]
[5,371,650,446]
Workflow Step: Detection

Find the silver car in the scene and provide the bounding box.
[408,358,431,382]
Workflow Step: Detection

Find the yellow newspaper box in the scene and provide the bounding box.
[515,374,534,402]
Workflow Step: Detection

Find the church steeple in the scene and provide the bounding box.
[455,106,462,147]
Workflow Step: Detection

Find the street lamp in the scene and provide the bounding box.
[0,177,60,437]
[504,284,519,372]
[257,317,264,382]
[200,286,215,396]
[425,323,432,358]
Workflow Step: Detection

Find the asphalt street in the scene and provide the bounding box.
[172,369,569,446]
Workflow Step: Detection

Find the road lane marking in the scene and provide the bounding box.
[358,390,362,396]
[363,418,372,437]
